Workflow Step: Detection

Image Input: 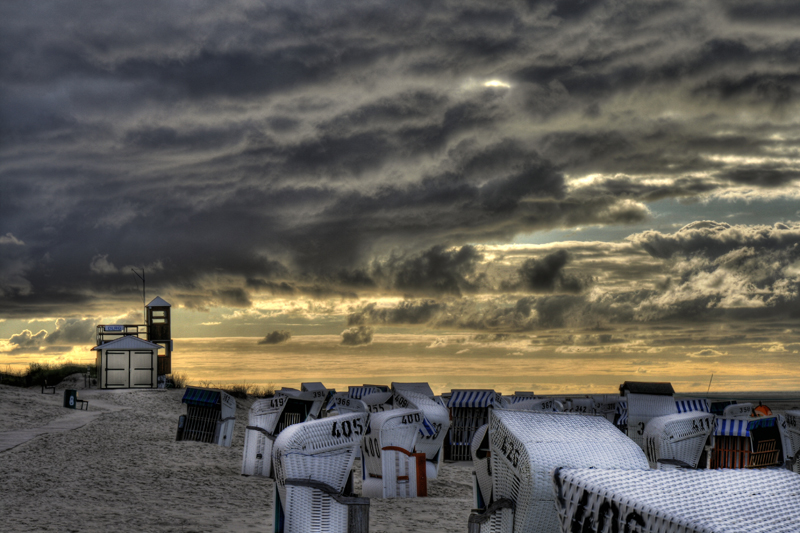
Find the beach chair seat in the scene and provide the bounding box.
[642,411,715,469]
[273,412,369,533]
[242,396,289,477]
[361,408,424,498]
[41,380,56,394]
[392,389,450,480]
[554,468,800,533]
[487,409,648,533]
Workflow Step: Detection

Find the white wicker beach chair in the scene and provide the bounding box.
[447,389,498,461]
[273,412,369,533]
[722,402,753,419]
[360,408,423,498]
[625,392,677,450]
[393,389,450,480]
[553,468,800,533]
[642,411,715,469]
[180,387,237,447]
[487,409,649,533]
[784,410,800,473]
[242,396,289,477]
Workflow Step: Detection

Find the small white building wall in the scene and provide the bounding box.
[98,348,157,389]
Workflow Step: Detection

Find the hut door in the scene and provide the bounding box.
[130,350,154,388]
[105,350,129,388]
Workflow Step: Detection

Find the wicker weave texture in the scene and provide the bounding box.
[273,412,368,532]
[625,393,678,449]
[643,412,715,469]
[361,408,422,498]
[554,468,800,533]
[490,410,649,533]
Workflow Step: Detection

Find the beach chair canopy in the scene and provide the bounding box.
[715,417,751,437]
[348,385,379,399]
[391,382,435,398]
[447,389,497,408]
[619,381,675,396]
[675,398,710,413]
[554,468,800,533]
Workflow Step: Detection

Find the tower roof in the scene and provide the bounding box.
[146,296,171,308]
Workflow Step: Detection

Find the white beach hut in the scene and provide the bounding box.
[92,336,161,389]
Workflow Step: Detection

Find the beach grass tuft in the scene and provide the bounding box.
[0,361,96,388]
[168,371,189,389]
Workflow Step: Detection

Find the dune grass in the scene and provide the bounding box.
[195,379,275,398]
[0,361,96,388]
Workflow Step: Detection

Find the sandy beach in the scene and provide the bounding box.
[0,380,473,533]
[2,378,799,532]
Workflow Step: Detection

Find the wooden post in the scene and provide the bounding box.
[346,498,370,533]
[414,453,428,497]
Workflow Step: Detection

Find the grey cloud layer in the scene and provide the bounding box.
[2,0,800,320]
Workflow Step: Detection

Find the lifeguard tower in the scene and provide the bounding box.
[95,296,174,386]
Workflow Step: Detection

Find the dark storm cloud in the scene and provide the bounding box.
[2,0,800,321]
[348,300,445,326]
[341,325,374,346]
[391,245,485,297]
[630,221,800,260]
[258,330,292,345]
[503,250,591,293]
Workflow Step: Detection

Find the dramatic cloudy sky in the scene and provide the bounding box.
[2,0,800,392]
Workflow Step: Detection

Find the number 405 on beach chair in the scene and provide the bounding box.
[273,413,370,533]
